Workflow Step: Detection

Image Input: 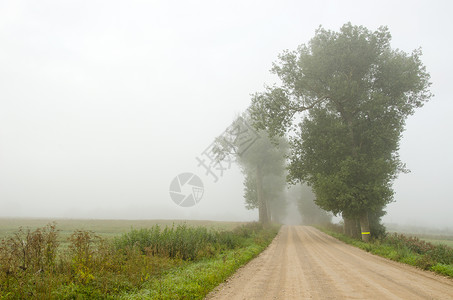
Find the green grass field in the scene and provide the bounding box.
[385,223,453,247]
[416,237,453,248]
[387,230,453,248]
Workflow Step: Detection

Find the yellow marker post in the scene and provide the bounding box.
[361,232,371,235]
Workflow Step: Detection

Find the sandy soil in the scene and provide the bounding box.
[206,225,453,299]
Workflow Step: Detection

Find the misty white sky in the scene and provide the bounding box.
[1,1,452,227]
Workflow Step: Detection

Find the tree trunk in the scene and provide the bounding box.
[343,217,353,236]
[344,217,360,238]
[359,211,371,242]
[345,118,369,241]
[267,201,272,223]
[256,166,269,225]
[352,219,361,239]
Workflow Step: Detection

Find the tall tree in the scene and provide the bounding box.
[215,115,288,224]
[238,127,288,224]
[288,107,395,238]
[250,23,432,240]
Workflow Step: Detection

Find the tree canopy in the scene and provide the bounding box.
[249,23,432,240]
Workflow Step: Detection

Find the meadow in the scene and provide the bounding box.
[0,218,279,299]
[385,223,453,248]
[421,238,453,248]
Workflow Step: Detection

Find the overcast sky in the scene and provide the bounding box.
[1,0,452,227]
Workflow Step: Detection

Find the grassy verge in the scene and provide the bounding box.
[122,243,267,299]
[0,221,279,299]
[121,223,279,299]
[318,225,453,279]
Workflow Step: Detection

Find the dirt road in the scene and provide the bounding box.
[206,226,453,299]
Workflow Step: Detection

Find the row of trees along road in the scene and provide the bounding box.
[248,23,432,241]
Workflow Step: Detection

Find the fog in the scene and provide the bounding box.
[1,1,452,227]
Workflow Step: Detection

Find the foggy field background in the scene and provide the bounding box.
[1,1,452,228]
[0,218,247,254]
[0,218,244,240]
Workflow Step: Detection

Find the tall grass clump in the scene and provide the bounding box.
[113,223,266,261]
[0,223,60,299]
